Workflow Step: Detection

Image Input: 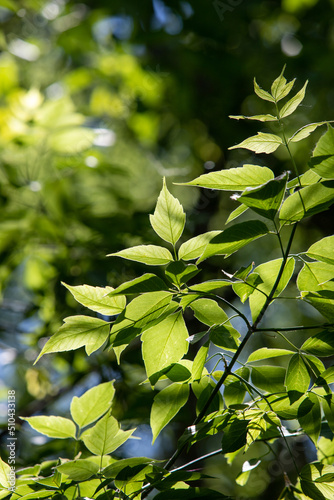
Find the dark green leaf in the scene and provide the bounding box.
[301,330,334,357]
[301,462,334,500]
[285,353,310,393]
[302,290,334,321]
[251,366,286,393]
[151,383,189,443]
[233,273,263,303]
[209,324,240,351]
[298,393,321,445]
[165,261,199,286]
[106,273,168,296]
[310,125,334,178]
[222,417,248,453]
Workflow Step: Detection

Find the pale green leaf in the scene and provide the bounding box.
[229,114,277,122]
[318,437,334,465]
[149,178,185,245]
[301,330,334,357]
[297,262,334,293]
[285,353,310,393]
[226,203,249,224]
[70,381,115,429]
[310,125,334,178]
[232,273,263,303]
[190,298,228,326]
[279,181,334,223]
[35,316,110,362]
[151,383,189,443]
[108,245,173,266]
[271,68,295,101]
[0,458,11,489]
[288,169,322,189]
[178,231,221,260]
[20,416,76,439]
[307,236,334,265]
[249,258,295,321]
[82,413,135,455]
[251,366,286,393]
[142,311,189,380]
[253,78,275,102]
[246,348,295,363]
[302,290,334,322]
[280,81,308,118]
[228,133,283,154]
[298,393,321,445]
[57,460,99,481]
[180,165,274,191]
[289,122,327,143]
[107,273,168,296]
[17,490,55,499]
[198,220,269,263]
[236,173,287,220]
[189,279,232,293]
[62,282,125,315]
[192,342,209,381]
[109,291,173,349]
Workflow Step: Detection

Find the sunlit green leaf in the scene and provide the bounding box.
[310,125,334,178]
[249,258,295,321]
[20,416,76,439]
[62,282,126,315]
[103,457,155,478]
[56,460,99,481]
[316,366,334,386]
[198,220,269,263]
[289,122,327,143]
[271,68,295,101]
[247,348,295,363]
[251,366,286,393]
[70,381,115,429]
[151,383,189,443]
[285,353,310,393]
[253,78,275,102]
[142,311,189,380]
[226,203,249,224]
[279,181,334,223]
[302,290,334,322]
[0,457,11,489]
[301,330,334,357]
[190,298,228,326]
[107,273,168,296]
[165,261,199,286]
[280,81,308,118]
[82,412,135,455]
[301,462,334,499]
[210,323,240,351]
[297,262,334,293]
[229,133,283,154]
[229,114,277,122]
[35,316,110,362]
[180,165,274,191]
[108,244,174,265]
[307,236,334,265]
[178,231,221,260]
[298,393,321,445]
[224,376,247,407]
[149,178,185,245]
[189,279,232,293]
[236,173,287,220]
[192,342,209,381]
[232,273,263,303]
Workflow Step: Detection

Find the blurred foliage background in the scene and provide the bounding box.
[0,0,334,497]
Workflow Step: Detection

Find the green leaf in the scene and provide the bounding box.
[82,412,135,455]
[109,291,173,348]
[289,122,328,143]
[265,393,307,420]
[279,181,334,223]
[285,353,310,393]
[224,376,247,407]
[288,169,322,188]
[246,348,295,363]
[103,457,155,478]
[318,437,334,465]
[49,126,95,153]
[229,133,283,154]
[307,236,334,265]
[249,258,295,321]
[142,311,189,381]
[35,316,110,362]
[190,298,228,326]
[232,273,263,303]
[229,114,277,122]
[107,273,168,296]
[0,458,11,489]
[297,262,334,293]
[166,360,193,382]
[62,282,126,315]
[226,203,249,224]
[70,381,115,429]
[301,330,334,357]
[280,81,308,118]
[302,291,334,322]
[20,416,76,439]
[321,394,334,434]
[310,125,334,178]
[108,245,173,266]
[298,393,321,445]
[192,341,209,381]
[56,460,99,481]
[316,366,334,386]
[236,173,287,220]
[150,383,189,443]
[16,490,56,499]
[165,261,199,286]
[153,487,229,499]
[178,231,221,260]
[251,366,287,393]
[180,164,274,191]
[271,68,295,101]
[149,178,185,245]
[209,324,240,352]
[222,416,248,453]
[253,78,275,102]
[189,279,232,293]
[198,220,269,263]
